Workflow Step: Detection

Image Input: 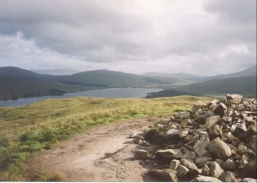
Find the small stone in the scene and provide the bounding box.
[177,165,189,177]
[182,151,196,159]
[205,116,221,128]
[222,158,236,170]
[148,169,178,182]
[197,149,213,157]
[183,111,191,119]
[210,161,224,178]
[213,103,227,116]
[247,135,257,153]
[223,132,235,143]
[155,149,182,161]
[134,135,144,144]
[238,144,247,155]
[208,124,222,138]
[129,132,136,138]
[193,140,209,156]
[241,178,257,182]
[141,140,150,146]
[181,159,198,171]
[170,160,180,170]
[190,175,221,182]
[179,128,189,137]
[219,171,237,182]
[194,157,212,166]
[236,122,247,132]
[207,139,232,160]
[215,159,224,165]
[184,134,193,142]
[134,149,148,160]
[237,104,245,111]
[239,157,248,169]
[222,116,232,123]
[202,165,210,176]
[248,124,257,135]
[191,100,204,113]
[226,94,243,104]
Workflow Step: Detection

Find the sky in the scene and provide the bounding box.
[0,0,256,76]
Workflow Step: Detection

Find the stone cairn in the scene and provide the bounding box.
[131,94,257,182]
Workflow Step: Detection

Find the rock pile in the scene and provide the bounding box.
[132,94,257,182]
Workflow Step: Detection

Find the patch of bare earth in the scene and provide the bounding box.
[28,115,171,182]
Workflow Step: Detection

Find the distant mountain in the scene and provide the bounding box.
[205,65,256,80]
[0,66,40,77]
[0,67,87,101]
[58,69,180,88]
[33,69,82,75]
[144,72,203,79]
[147,75,257,98]
[144,65,257,83]
[0,67,180,101]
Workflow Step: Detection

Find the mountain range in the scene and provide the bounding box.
[0,65,256,101]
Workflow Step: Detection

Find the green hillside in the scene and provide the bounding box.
[147,75,257,98]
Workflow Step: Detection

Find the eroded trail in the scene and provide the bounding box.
[28,116,170,181]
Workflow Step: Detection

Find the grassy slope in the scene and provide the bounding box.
[0,96,212,181]
[147,75,257,98]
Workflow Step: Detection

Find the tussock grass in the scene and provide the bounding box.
[0,96,212,181]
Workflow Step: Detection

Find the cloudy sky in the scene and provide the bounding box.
[0,0,256,75]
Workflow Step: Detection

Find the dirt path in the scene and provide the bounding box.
[28,115,171,181]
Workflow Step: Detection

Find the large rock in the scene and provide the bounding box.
[148,169,178,182]
[213,103,227,116]
[191,101,204,113]
[190,175,221,182]
[155,149,182,161]
[205,116,220,128]
[207,139,232,160]
[226,94,243,104]
[209,161,224,178]
[219,171,237,182]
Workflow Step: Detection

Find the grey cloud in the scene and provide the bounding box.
[0,0,255,75]
[204,0,256,24]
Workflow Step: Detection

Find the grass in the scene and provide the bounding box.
[0,95,212,181]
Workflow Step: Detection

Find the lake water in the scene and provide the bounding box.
[0,88,162,107]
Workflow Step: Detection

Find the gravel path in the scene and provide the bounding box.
[28,115,171,181]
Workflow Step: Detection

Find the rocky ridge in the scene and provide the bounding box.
[131,94,257,182]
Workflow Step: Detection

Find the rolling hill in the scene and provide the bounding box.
[0,67,180,101]
[147,75,257,98]
[1,65,256,101]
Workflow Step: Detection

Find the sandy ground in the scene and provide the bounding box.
[28,115,171,182]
